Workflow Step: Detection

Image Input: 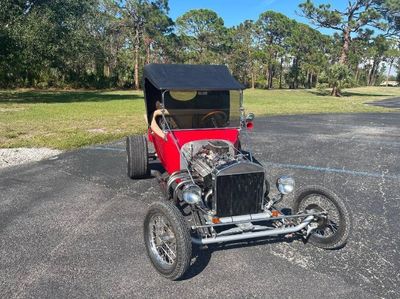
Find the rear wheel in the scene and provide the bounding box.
[126,135,149,179]
[293,186,352,249]
[144,201,192,280]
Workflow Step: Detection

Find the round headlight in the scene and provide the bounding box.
[276,176,295,195]
[182,184,202,204]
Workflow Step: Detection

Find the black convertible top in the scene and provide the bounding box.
[143,63,244,91]
[142,64,243,124]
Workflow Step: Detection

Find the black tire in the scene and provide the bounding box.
[144,201,192,280]
[126,135,149,179]
[293,186,352,249]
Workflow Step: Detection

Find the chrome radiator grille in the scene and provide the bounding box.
[214,162,265,217]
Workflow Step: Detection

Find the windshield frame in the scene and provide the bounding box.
[160,89,244,131]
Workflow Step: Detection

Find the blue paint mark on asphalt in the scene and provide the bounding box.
[90,146,400,180]
[264,162,400,180]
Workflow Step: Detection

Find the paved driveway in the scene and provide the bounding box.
[1,113,399,298]
[368,97,400,108]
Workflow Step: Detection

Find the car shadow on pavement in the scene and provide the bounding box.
[180,237,298,280]
[181,247,213,280]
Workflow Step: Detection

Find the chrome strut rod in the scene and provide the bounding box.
[191,215,314,245]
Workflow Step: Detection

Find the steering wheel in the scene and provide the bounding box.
[200,111,228,128]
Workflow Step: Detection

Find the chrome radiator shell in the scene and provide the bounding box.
[213,161,265,217]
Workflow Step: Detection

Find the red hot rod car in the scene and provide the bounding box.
[126,64,351,280]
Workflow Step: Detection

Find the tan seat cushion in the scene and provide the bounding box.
[150,109,171,139]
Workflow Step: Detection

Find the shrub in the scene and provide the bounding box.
[316,83,329,95]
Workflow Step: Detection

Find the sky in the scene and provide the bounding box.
[168,0,350,35]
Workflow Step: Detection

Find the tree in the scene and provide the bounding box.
[2,0,396,90]
[117,0,171,89]
[229,21,257,88]
[176,9,226,64]
[384,38,400,86]
[255,11,292,89]
[299,1,388,64]
[299,0,396,95]
[379,0,400,35]
[142,0,173,64]
[0,0,101,88]
[286,22,329,89]
[322,64,352,96]
[348,29,374,84]
[397,65,400,83]
[366,35,390,85]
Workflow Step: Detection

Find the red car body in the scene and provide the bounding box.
[148,128,240,174]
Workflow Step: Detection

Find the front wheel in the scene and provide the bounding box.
[144,201,192,280]
[293,186,352,249]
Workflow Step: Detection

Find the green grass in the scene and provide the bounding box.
[244,87,400,115]
[0,87,399,149]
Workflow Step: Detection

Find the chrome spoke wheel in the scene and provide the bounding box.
[148,214,177,267]
[144,201,192,280]
[293,186,352,249]
[300,195,341,239]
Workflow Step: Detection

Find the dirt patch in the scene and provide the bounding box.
[0,148,62,169]
[87,128,106,133]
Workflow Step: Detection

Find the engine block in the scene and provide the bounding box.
[181,140,236,178]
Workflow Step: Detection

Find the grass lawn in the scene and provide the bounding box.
[0,87,399,149]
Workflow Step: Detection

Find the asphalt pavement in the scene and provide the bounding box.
[1,113,399,298]
[368,97,400,108]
